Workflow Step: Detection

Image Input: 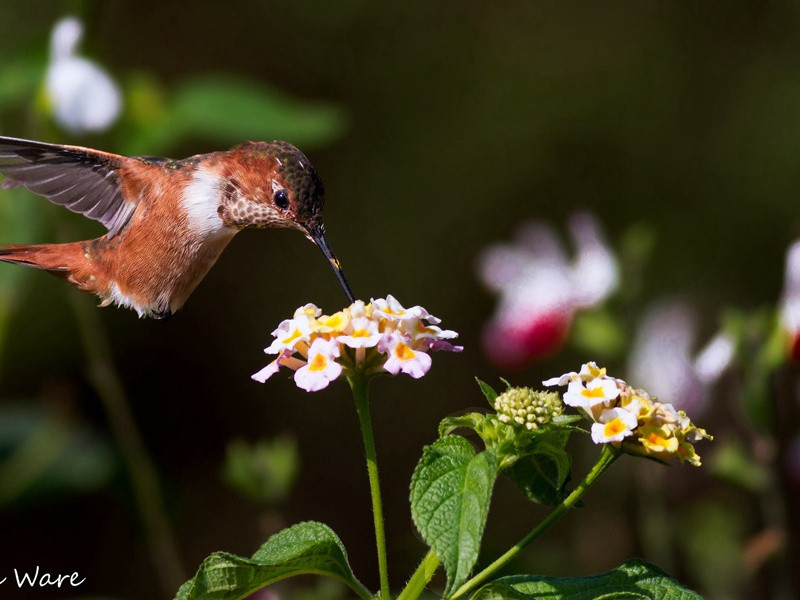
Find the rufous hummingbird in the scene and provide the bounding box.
[0,136,355,319]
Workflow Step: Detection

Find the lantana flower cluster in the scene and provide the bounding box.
[252,296,462,392]
[543,362,712,465]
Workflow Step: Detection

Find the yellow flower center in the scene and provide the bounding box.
[415,322,434,335]
[582,386,607,399]
[640,430,679,452]
[352,328,370,338]
[309,353,328,371]
[282,328,303,345]
[586,364,607,378]
[394,342,415,361]
[603,418,627,437]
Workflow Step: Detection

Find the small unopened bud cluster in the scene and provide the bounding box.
[494,388,564,430]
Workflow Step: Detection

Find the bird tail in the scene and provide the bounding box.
[0,242,82,280]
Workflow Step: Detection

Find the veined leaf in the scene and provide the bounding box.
[471,559,702,600]
[504,439,571,506]
[410,436,498,597]
[174,521,370,600]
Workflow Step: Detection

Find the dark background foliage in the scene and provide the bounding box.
[0,2,799,599]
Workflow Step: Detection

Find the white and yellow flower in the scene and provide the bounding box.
[563,377,621,409]
[293,338,342,392]
[379,332,433,379]
[590,407,637,443]
[544,362,712,465]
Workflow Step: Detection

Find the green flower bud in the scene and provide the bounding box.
[494,387,563,430]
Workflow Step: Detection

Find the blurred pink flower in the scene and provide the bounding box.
[477,212,618,368]
[779,240,800,362]
[627,301,733,416]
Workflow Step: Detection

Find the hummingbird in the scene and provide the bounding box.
[0,136,355,319]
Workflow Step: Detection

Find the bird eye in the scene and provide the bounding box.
[274,189,289,210]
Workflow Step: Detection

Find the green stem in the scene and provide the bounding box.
[449,445,621,600]
[397,550,440,600]
[350,375,391,600]
[69,292,186,595]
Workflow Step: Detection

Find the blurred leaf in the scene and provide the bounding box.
[570,308,626,358]
[0,186,45,354]
[222,435,300,505]
[725,308,781,431]
[0,53,45,110]
[123,75,348,156]
[410,435,498,596]
[471,559,702,599]
[618,222,657,305]
[709,440,769,493]
[123,72,168,127]
[174,521,370,600]
[681,501,746,598]
[0,404,115,507]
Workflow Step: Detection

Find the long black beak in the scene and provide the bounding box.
[306,225,356,303]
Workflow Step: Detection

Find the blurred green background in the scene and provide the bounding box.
[1,1,800,599]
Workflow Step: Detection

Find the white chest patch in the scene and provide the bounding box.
[182,168,233,237]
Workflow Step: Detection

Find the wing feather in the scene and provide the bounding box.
[0,136,136,237]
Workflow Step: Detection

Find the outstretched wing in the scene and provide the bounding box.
[0,136,136,237]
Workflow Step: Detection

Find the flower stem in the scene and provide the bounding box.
[69,291,186,595]
[350,375,391,599]
[397,550,440,600]
[449,445,621,600]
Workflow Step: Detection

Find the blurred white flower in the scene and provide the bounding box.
[477,212,618,368]
[779,239,800,361]
[45,17,121,134]
[627,301,734,416]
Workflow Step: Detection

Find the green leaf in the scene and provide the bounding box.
[503,438,572,506]
[471,558,702,600]
[475,378,499,407]
[410,436,498,597]
[439,413,488,439]
[126,75,348,155]
[175,521,370,600]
